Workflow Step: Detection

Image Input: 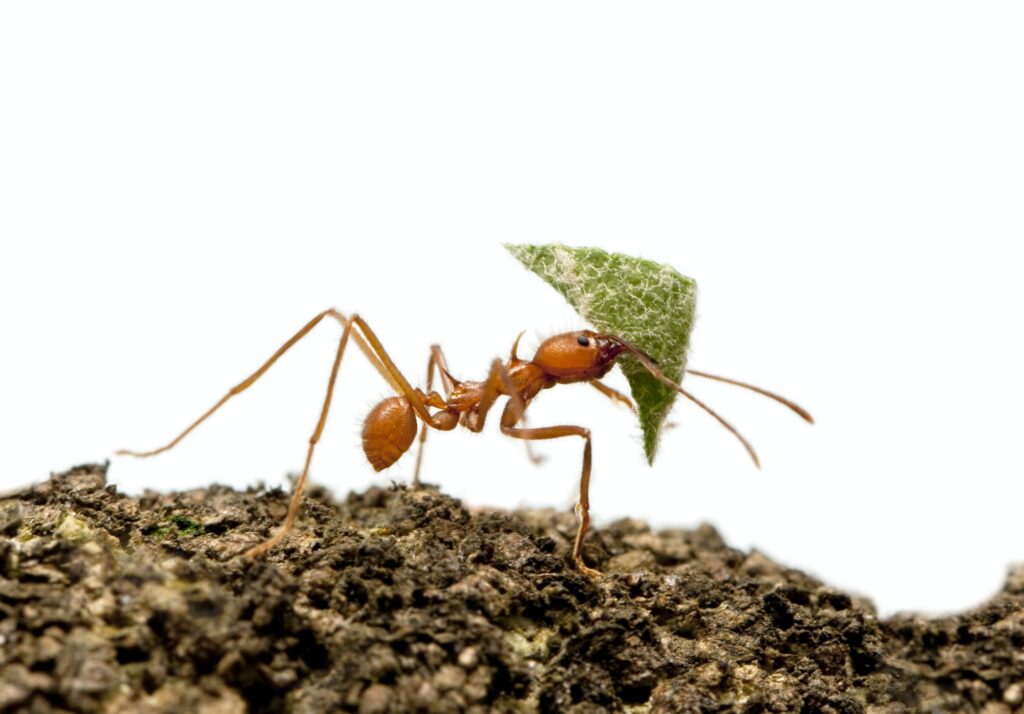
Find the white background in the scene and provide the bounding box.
[2,3,1022,617]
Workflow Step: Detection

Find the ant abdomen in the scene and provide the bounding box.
[361,396,418,471]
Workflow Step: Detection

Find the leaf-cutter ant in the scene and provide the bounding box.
[118,309,811,576]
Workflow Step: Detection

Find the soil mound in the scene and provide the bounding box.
[2,465,1022,712]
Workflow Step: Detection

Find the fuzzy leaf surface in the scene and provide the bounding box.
[506,244,697,463]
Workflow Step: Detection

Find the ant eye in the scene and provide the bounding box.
[576,335,590,347]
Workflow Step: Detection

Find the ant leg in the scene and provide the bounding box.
[246,314,453,558]
[413,345,455,486]
[117,309,400,458]
[591,379,675,429]
[244,317,354,558]
[462,360,543,463]
[590,380,636,414]
[329,312,404,394]
[498,402,599,578]
[347,316,459,427]
[521,435,546,466]
[464,359,528,433]
[119,308,439,558]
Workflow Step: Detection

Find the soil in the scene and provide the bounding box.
[2,465,1023,713]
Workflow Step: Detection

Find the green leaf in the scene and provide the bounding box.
[505,243,697,464]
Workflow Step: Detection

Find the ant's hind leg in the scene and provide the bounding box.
[243,317,354,558]
[117,309,339,458]
[120,309,439,559]
[498,402,599,578]
[247,314,454,558]
[116,308,400,459]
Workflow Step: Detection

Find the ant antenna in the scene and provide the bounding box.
[606,336,761,467]
[676,388,760,468]
[686,370,814,423]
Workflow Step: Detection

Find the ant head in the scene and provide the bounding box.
[531,330,634,382]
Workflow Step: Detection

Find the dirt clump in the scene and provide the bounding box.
[2,464,1023,713]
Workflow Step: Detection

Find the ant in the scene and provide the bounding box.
[118,309,812,577]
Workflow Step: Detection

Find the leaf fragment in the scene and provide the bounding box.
[505,243,697,463]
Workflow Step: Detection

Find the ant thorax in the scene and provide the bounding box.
[444,359,549,414]
[445,381,486,413]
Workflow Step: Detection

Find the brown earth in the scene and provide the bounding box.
[1,464,1023,713]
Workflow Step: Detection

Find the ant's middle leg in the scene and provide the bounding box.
[413,345,456,486]
[498,401,599,578]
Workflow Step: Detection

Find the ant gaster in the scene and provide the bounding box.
[118,309,812,577]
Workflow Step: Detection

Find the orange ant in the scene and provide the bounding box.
[118,309,812,577]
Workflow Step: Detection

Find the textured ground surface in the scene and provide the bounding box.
[2,465,1023,713]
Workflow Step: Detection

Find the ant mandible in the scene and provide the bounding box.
[118,309,812,577]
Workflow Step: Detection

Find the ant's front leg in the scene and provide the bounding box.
[463,359,526,434]
[498,401,599,578]
[590,379,636,413]
[462,359,545,464]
